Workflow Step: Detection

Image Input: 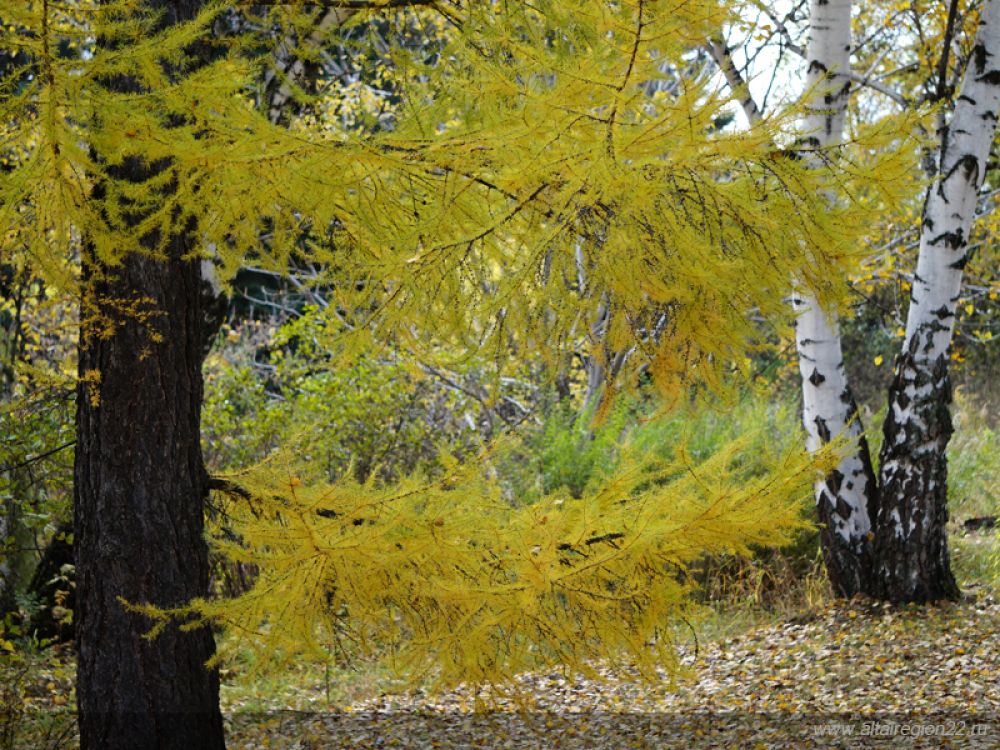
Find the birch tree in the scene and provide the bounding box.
[791,0,879,598]
[873,0,1000,602]
[712,0,1000,601]
[710,0,879,597]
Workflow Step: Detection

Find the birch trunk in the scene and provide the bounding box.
[793,0,879,597]
[873,0,1000,602]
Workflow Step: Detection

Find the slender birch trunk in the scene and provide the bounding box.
[873,0,1000,602]
[793,0,879,597]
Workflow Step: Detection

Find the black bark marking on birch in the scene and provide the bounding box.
[896,389,910,411]
[973,43,988,75]
[808,367,826,386]
[815,416,832,444]
[829,468,845,496]
[949,252,971,270]
[930,229,965,249]
[875,348,960,603]
[835,495,853,521]
[949,153,980,185]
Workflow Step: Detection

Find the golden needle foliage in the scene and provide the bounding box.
[2,0,920,686]
[173,431,830,691]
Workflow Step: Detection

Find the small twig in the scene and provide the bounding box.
[0,440,76,474]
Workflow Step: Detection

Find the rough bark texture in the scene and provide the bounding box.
[74,1,226,748]
[75,233,226,750]
[793,0,879,597]
[75,229,226,750]
[874,0,1000,602]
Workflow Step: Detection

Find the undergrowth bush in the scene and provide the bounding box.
[495,391,825,609]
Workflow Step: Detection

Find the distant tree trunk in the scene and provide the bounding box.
[74,1,225,748]
[26,521,74,643]
[873,0,1000,602]
[0,268,25,616]
[0,479,16,616]
[793,0,878,597]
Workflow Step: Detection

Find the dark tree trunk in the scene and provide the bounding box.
[873,344,960,603]
[75,237,226,750]
[75,235,226,750]
[74,1,225,748]
[27,521,75,643]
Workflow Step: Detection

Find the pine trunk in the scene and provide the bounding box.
[794,0,879,597]
[873,0,1000,602]
[74,1,226,748]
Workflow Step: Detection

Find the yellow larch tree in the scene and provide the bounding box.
[0,1,918,747]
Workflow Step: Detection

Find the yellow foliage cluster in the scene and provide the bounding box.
[1,0,923,686]
[151,430,835,691]
[2,0,922,396]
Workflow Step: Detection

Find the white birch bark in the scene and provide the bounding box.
[708,3,876,595]
[874,0,1000,601]
[791,0,880,596]
[706,36,762,127]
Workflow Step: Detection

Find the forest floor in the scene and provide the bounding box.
[6,572,1000,748]
[218,590,1000,749]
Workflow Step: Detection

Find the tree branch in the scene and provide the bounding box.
[706,35,763,125]
[207,476,254,501]
[0,441,75,474]
[935,0,961,102]
[844,70,909,106]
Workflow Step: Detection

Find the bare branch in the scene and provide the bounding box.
[0,440,75,474]
[706,35,763,125]
[845,70,909,106]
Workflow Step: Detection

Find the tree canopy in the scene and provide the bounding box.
[0,0,935,700]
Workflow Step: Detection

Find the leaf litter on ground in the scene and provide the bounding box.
[5,595,1000,748]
